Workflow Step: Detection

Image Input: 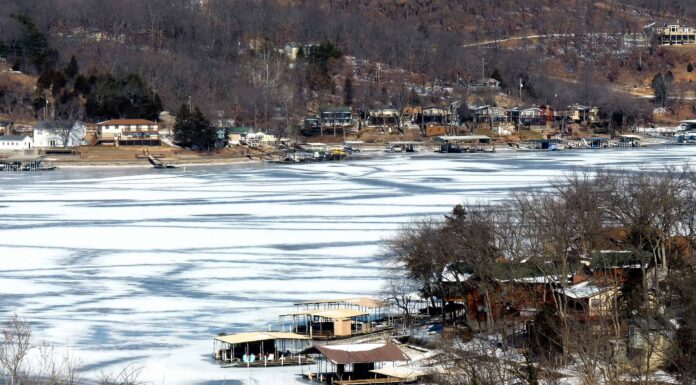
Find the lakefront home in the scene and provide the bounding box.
[96,119,160,146]
[33,121,86,148]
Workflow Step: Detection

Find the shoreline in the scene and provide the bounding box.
[6,143,684,170]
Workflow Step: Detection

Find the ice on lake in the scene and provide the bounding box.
[1,147,694,384]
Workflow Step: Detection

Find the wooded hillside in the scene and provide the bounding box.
[0,0,694,128]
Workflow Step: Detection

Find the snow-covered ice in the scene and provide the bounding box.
[1,147,695,384]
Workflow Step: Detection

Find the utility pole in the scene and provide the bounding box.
[481,57,486,80]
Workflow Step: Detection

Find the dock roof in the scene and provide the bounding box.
[435,135,490,142]
[282,308,369,320]
[296,298,385,309]
[316,342,409,364]
[214,332,309,345]
[386,141,422,145]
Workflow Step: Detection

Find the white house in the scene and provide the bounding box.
[0,135,33,151]
[33,121,86,148]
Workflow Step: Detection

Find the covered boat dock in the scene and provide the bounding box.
[435,135,494,153]
[213,331,312,367]
[0,154,56,171]
[385,141,420,153]
[280,308,373,339]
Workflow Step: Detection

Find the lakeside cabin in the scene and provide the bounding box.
[213,332,312,367]
[307,342,410,384]
[96,119,160,146]
[435,135,493,153]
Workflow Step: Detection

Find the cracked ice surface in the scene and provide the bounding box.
[1,148,694,385]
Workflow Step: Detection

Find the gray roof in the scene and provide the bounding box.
[0,135,30,141]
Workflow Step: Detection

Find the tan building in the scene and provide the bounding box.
[96,119,160,146]
[656,24,696,45]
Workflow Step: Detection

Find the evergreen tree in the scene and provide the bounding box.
[343,77,353,106]
[65,56,79,79]
[173,104,216,151]
[10,14,58,72]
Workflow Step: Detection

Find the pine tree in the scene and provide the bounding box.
[343,76,353,106]
[65,56,79,79]
[173,104,216,151]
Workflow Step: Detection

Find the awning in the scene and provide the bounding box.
[317,342,409,364]
[214,332,309,345]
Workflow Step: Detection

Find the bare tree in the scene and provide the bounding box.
[0,314,32,385]
[97,363,144,385]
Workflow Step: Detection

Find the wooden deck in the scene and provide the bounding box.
[334,378,411,384]
[306,373,413,384]
[220,357,314,368]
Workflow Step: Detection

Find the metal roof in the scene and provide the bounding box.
[281,308,369,320]
[296,298,385,309]
[316,342,409,364]
[214,332,309,345]
[0,135,31,141]
[436,135,490,141]
[386,141,422,145]
[97,119,157,125]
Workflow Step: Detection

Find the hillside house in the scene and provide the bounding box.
[656,24,696,45]
[520,108,547,126]
[568,104,599,124]
[0,135,33,151]
[473,105,507,123]
[368,108,399,127]
[416,106,450,129]
[463,78,501,92]
[33,121,85,148]
[96,119,160,146]
[319,107,353,135]
[320,107,352,127]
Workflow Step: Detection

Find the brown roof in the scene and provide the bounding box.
[316,342,409,365]
[97,119,158,126]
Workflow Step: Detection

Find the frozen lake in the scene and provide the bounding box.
[1,147,695,384]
